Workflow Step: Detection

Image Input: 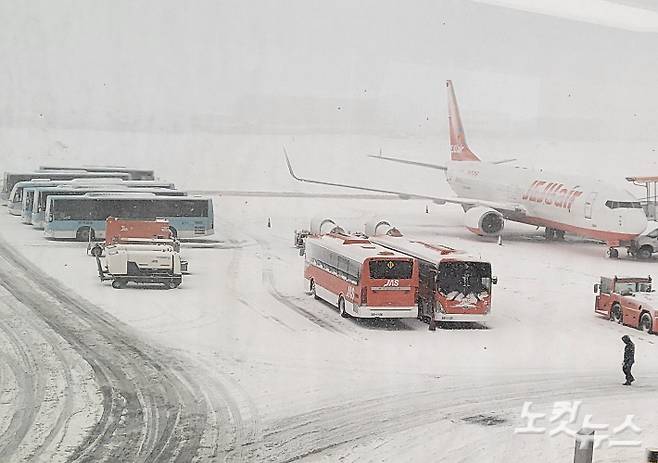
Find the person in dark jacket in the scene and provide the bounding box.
[622,335,635,385]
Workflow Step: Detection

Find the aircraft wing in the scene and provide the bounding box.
[284,149,526,215]
[367,154,447,171]
[368,154,517,169]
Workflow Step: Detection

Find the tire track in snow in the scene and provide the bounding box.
[0,236,224,462]
[248,374,658,461]
[0,305,81,462]
[250,234,352,336]
[227,246,296,332]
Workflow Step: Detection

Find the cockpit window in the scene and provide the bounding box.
[605,200,642,209]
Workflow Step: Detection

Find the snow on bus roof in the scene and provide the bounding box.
[610,275,652,282]
[306,233,412,264]
[49,193,208,200]
[370,235,485,265]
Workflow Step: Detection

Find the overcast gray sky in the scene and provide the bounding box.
[1,0,657,140]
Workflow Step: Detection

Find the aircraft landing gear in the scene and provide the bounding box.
[544,228,565,241]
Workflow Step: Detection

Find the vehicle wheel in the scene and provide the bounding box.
[608,248,619,259]
[417,300,424,321]
[310,279,319,299]
[544,228,555,240]
[640,313,653,333]
[611,304,622,323]
[167,279,179,289]
[90,245,103,257]
[555,230,565,240]
[76,226,95,242]
[169,226,178,238]
[111,279,126,289]
[338,297,349,318]
[637,246,653,260]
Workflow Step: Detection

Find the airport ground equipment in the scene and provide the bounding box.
[96,243,183,289]
[293,229,311,248]
[594,275,657,333]
[87,217,175,256]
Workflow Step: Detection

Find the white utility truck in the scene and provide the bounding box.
[96,243,183,289]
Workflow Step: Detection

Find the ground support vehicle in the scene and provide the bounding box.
[294,229,311,248]
[88,218,188,272]
[594,275,657,333]
[624,223,658,260]
[96,243,183,289]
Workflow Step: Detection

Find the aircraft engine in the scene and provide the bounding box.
[364,219,392,237]
[310,217,344,235]
[463,207,505,236]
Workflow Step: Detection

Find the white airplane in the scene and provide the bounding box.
[285,80,647,257]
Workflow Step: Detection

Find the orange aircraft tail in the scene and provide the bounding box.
[447,80,480,162]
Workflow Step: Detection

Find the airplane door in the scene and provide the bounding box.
[584,192,597,220]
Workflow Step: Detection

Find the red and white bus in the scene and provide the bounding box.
[367,223,495,325]
[304,230,419,319]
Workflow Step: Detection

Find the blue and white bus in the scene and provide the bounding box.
[31,186,186,229]
[11,179,176,217]
[17,178,177,223]
[44,193,214,240]
[2,171,136,203]
[7,179,69,215]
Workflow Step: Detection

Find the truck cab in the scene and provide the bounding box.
[594,275,657,333]
[629,225,658,259]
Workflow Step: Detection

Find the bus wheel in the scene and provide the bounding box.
[169,226,178,238]
[611,304,622,323]
[90,245,103,257]
[166,280,179,289]
[111,279,126,289]
[76,226,95,242]
[310,279,319,299]
[640,313,653,333]
[338,297,349,318]
[608,248,619,259]
[637,246,653,260]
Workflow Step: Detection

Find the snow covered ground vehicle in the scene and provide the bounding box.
[594,275,657,333]
[96,243,183,289]
[87,217,175,256]
[293,229,310,248]
[365,220,496,325]
[627,222,658,260]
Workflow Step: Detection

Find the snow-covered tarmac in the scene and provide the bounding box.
[1,193,658,461]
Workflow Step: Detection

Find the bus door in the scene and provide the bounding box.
[418,263,437,318]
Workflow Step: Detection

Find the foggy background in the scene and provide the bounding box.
[1,0,657,192]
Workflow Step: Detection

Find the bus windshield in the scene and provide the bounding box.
[438,261,492,295]
[368,259,413,280]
